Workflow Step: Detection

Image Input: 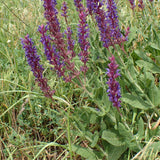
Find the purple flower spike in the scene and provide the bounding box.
[106,55,121,109]
[77,9,90,73]
[106,0,122,44]
[21,34,55,98]
[61,1,68,19]
[43,0,61,36]
[138,0,145,9]
[74,0,83,12]
[93,0,111,48]
[128,0,136,10]
[86,0,95,15]
[65,27,76,57]
[38,25,65,77]
[38,25,53,62]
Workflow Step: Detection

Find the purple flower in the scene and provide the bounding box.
[149,0,153,2]
[42,0,80,82]
[106,0,122,44]
[43,0,60,35]
[128,0,136,10]
[77,8,90,73]
[42,0,66,53]
[92,0,111,48]
[90,0,128,48]
[61,1,68,19]
[138,0,145,9]
[21,34,55,98]
[106,55,121,109]
[74,0,83,12]
[38,25,65,77]
[65,27,76,57]
[86,0,95,15]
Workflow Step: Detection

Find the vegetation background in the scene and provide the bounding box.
[0,0,160,159]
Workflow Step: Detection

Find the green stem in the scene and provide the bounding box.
[67,106,73,160]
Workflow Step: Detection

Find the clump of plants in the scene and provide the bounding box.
[1,0,160,159]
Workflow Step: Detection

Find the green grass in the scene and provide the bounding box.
[0,0,160,159]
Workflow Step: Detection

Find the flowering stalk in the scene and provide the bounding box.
[106,55,121,110]
[138,0,145,9]
[128,0,136,10]
[65,27,76,58]
[38,25,65,77]
[92,0,112,48]
[42,0,79,82]
[86,0,95,15]
[43,0,65,54]
[106,0,123,45]
[21,34,55,98]
[74,0,83,12]
[61,2,76,58]
[77,7,90,73]
[61,1,68,24]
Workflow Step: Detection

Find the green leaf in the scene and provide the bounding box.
[121,93,153,110]
[72,145,97,160]
[149,43,160,51]
[136,60,160,73]
[108,145,127,160]
[137,117,144,139]
[118,123,133,141]
[90,113,97,124]
[148,85,160,106]
[147,141,160,152]
[128,26,138,43]
[91,131,99,148]
[134,50,153,63]
[125,57,138,81]
[102,130,125,146]
[118,123,139,151]
[94,87,103,101]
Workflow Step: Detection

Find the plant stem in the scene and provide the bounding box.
[67,105,73,160]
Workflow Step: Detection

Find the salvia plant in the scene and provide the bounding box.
[19,0,160,158]
[1,0,160,159]
[21,0,127,111]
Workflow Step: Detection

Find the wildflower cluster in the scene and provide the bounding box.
[21,0,125,109]
[86,0,128,48]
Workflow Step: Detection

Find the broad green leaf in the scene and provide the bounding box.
[128,26,138,43]
[121,93,153,110]
[147,142,160,152]
[148,85,160,106]
[108,145,127,160]
[72,145,97,160]
[134,50,153,63]
[102,130,125,146]
[94,87,103,101]
[149,43,160,51]
[137,117,144,139]
[91,131,99,148]
[118,123,133,141]
[136,60,160,73]
[118,123,139,151]
[90,113,97,124]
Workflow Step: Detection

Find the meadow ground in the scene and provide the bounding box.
[0,0,160,159]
